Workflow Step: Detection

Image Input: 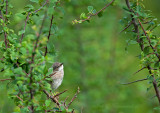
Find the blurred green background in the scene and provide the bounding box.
[0,0,160,113]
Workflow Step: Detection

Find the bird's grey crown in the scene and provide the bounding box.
[53,62,63,71]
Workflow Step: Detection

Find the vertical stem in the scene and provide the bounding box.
[4,0,8,48]
[44,15,54,56]
[29,11,47,113]
[147,66,160,104]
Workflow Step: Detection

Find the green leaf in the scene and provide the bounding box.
[47,42,55,55]
[154,62,159,68]
[53,107,59,111]
[0,41,4,48]
[154,107,160,110]
[36,106,43,111]
[143,46,149,55]
[129,40,137,44]
[18,30,25,35]
[43,65,48,75]
[10,51,18,61]
[97,11,103,17]
[14,67,25,76]
[88,6,93,13]
[25,4,34,9]
[45,100,51,107]
[80,13,87,19]
[30,0,39,3]
[4,69,14,76]
[46,68,53,76]
[38,0,44,5]
[92,9,96,14]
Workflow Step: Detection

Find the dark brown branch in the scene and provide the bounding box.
[71,109,75,113]
[54,89,68,97]
[147,66,160,104]
[66,87,80,109]
[43,90,60,106]
[119,21,133,33]
[44,15,54,56]
[20,1,48,42]
[16,95,32,111]
[0,78,11,81]
[63,96,69,108]
[121,78,147,85]
[138,19,160,61]
[125,0,143,50]
[0,1,9,48]
[133,66,146,75]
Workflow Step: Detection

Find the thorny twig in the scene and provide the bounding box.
[44,14,54,56]
[133,66,146,75]
[66,87,80,109]
[121,78,148,85]
[54,89,68,97]
[63,96,69,108]
[119,21,133,33]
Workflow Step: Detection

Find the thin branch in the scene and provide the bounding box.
[63,96,69,108]
[54,89,68,97]
[133,66,146,75]
[121,78,147,85]
[66,87,80,109]
[43,90,60,106]
[4,0,8,48]
[20,1,48,42]
[147,66,160,104]
[44,15,54,56]
[0,78,11,82]
[125,0,143,50]
[16,95,32,111]
[71,109,75,113]
[75,0,115,23]
[119,21,133,33]
[138,19,160,61]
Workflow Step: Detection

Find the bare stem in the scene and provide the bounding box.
[0,78,11,82]
[66,87,80,109]
[121,78,147,85]
[44,15,54,56]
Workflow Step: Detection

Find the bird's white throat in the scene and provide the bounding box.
[58,65,64,71]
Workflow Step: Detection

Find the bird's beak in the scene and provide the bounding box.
[60,63,63,66]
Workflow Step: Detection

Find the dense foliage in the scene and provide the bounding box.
[0,0,160,113]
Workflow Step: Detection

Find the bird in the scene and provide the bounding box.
[51,62,64,90]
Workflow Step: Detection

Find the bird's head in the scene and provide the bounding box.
[53,62,64,71]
